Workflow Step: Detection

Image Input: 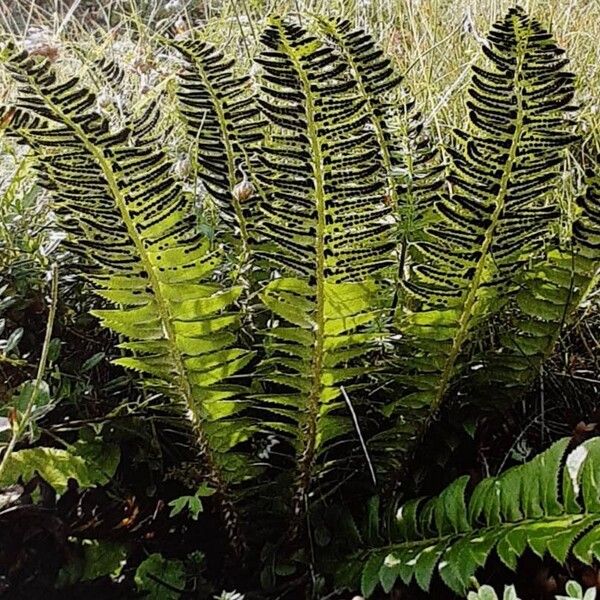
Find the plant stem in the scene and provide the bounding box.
[0,262,58,480]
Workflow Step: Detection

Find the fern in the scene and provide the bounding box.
[92,56,126,89]
[575,159,600,252]
[316,16,444,295]
[1,5,598,593]
[1,45,254,553]
[356,437,600,597]
[463,159,600,409]
[172,39,265,260]
[394,7,579,438]
[254,17,395,518]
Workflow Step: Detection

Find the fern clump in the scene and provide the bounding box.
[0,3,599,598]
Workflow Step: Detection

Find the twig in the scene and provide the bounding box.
[230,0,252,61]
[238,0,257,42]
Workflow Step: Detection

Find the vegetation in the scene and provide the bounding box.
[357,438,600,597]
[468,580,597,600]
[0,1,598,599]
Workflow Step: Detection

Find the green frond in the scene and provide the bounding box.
[316,16,444,292]
[254,17,395,515]
[315,18,404,98]
[467,160,600,407]
[356,437,600,597]
[393,6,578,434]
[574,159,600,253]
[255,17,394,281]
[172,39,266,253]
[0,105,49,132]
[2,45,255,551]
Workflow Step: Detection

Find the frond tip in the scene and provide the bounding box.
[316,16,444,291]
[255,16,395,282]
[172,38,265,249]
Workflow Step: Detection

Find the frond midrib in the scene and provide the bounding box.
[25,75,228,493]
[428,24,529,416]
[370,511,593,553]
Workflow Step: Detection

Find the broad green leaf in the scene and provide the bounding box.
[58,540,126,585]
[135,554,184,600]
[0,440,120,493]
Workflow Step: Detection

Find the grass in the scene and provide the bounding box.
[1,0,599,146]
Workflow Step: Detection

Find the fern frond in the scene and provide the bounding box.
[254,17,395,518]
[395,7,578,434]
[356,437,600,597]
[2,45,255,553]
[575,160,600,252]
[0,105,49,131]
[93,56,125,88]
[172,39,265,256]
[467,160,600,407]
[316,17,444,291]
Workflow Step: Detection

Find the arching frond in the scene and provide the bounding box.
[254,17,395,518]
[574,160,600,252]
[2,44,255,553]
[393,6,578,447]
[355,437,600,597]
